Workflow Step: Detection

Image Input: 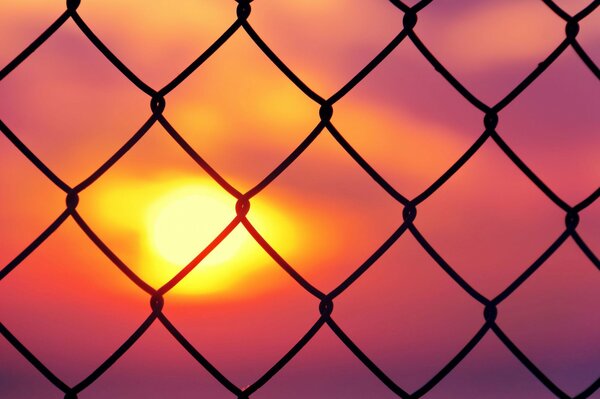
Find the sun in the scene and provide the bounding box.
[89,175,307,297]
[146,184,242,267]
[142,181,296,296]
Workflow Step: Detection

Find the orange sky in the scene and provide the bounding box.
[1,1,599,398]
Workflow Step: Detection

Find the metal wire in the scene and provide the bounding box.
[1,0,599,398]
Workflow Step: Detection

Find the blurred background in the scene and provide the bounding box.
[0,0,599,398]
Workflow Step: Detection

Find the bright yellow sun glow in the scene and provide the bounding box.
[88,175,300,298]
[147,185,242,266]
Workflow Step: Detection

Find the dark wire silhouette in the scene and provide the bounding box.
[1,0,599,398]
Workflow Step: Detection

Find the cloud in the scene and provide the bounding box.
[430,1,597,71]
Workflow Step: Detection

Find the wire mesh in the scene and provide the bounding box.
[1,0,599,398]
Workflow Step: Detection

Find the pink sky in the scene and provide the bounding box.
[1,0,599,398]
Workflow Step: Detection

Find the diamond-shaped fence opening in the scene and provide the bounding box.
[1,1,599,398]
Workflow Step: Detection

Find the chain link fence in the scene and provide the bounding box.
[1,0,599,397]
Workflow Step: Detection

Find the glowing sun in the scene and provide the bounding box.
[146,185,242,267]
[89,175,303,297]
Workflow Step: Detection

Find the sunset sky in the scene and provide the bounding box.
[1,0,599,398]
